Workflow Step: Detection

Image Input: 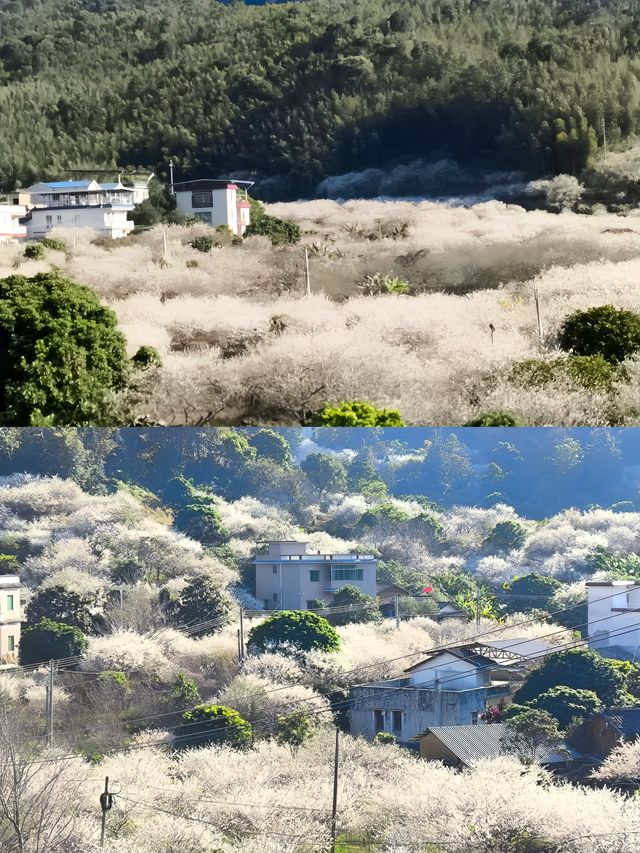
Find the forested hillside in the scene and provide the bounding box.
[1,426,638,517]
[1,0,639,198]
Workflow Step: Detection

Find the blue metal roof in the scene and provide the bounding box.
[45,181,94,189]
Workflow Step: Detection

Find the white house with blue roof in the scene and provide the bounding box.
[18,179,137,239]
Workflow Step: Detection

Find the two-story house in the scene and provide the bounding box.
[350,645,512,745]
[587,580,640,659]
[19,180,136,239]
[254,541,377,611]
[172,179,252,236]
[0,575,20,664]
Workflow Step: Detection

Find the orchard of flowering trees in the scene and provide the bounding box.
[0,428,638,849]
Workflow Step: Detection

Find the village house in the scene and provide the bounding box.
[18,180,136,240]
[570,708,640,760]
[349,646,512,744]
[0,203,27,241]
[254,541,377,611]
[0,575,20,664]
[376,584,467,622]
[586,579,640,660]
[172,179,252,236]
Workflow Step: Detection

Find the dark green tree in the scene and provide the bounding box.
[328,585,381,626]
[26,585,96,633]
[501,709,566,765]
[170,576,233,631]
[513,648,628,708]
[248,429,293,466]
[275,709,313,755]
[19,618,87,665]
[247,610,340,655]
[301,453,347,494]
[0,271,129,425]
[484,520,528,552]
[512,685,602,729]
[558,305,640,363]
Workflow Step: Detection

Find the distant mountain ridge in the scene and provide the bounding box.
[0,0,636,199]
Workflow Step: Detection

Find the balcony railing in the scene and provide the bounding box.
[255,554,375,562]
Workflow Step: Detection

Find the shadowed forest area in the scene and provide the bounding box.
[0,0,638,198]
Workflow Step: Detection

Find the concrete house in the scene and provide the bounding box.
[19,180,136,239]
[350,646,511,745]
[254,541,377,611]
[587,580,640,660]
[0,204,27,240]
[0,575,20,664]
[173,179,252,236]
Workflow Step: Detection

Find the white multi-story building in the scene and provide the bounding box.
[0,576,20,664]
[0,204,27,240]
[587,580,640,658]
[173,179,252,236]
[19,179,136,240]
[254,541,378,611]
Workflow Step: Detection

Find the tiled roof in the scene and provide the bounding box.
[418,724,572,767]
[604,708,640,736]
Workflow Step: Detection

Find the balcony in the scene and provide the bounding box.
[255,553,376,563]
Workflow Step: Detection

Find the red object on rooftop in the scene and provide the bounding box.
[423,585,433,594]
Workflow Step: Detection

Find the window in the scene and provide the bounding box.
[331,566,363,582]
[263,599,269,609]
[309,569,319,582]
[273,592,278,602]
[7,636,14,652]
[471,711,479,725]
[6,595,13,611]
[192,191,213,208]
[57,215,62,223]
[392,710,403,734]
[46,215,53,226]
[193,211,212,224]
[306,600,318,610]
[272,565,278,574]
[374,710,384,733]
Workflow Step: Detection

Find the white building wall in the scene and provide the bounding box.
[0,205,27,239]
[407,654,486,690]
[27,207,133,239]
[587,581,640,652]
[0,578,20,663]
[175,187,242,235]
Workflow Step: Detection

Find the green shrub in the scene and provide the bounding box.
[374,732,396,745]
[40,237,67,252]
[189,234,215,253]
[244,198,301,245]
[130,345,162,370]
[510,355,628,391]
[176,704,252,749]
[358,273,410,295]
[0,270,129,425]
[23,242,45,260]
[558,305,640,363]
[309,401,404,427]
[464,410,521,426]
[185,259,198,268]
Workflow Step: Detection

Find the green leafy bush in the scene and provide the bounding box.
[40,237,67,252]
[309,400,404,427]
[524,685,602,729]
[358,273,410,295]
[130,345,162,370]
[247,610,340,655]
[374,732,396,745]
[189,234,215,253]
[23,242,45,260]
[20,618,87,665]
[510,355,628,391]
[558,305,640,363]
[176,704,252,749]
[464,411,521,426]
[0,271,129,425]
[244,198,300,245]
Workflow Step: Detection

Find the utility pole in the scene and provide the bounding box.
[72,216,77,250]
[304,247,311,296]
[395,595,400,629]
[330,728,339,853]
[475,584,481,628]
[602,117,607,160]
[99,777,113,848]
[169,160,175,195]
[239,607,245,661]
[162,227,168,258]
[534,284,543,340]
[46,659,55,747]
